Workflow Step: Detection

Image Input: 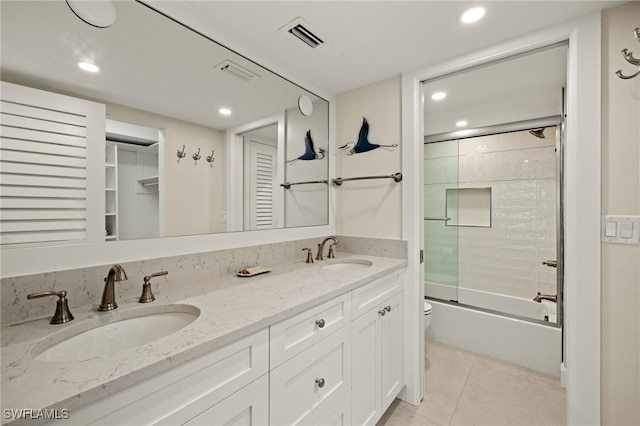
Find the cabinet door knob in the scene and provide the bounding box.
[378,309,386,316]
[385,305,391,312]
[315,319,325,328]
[315,378,325,388]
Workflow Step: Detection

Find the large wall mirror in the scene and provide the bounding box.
[0,0,329,248]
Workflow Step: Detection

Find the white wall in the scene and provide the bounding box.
[284,101,329,228]
[105,103,226,236]
[601,2,640,424]
[336,76,403,239]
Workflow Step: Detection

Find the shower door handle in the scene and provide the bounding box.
[424,217,451,221]
[543,260,557,268]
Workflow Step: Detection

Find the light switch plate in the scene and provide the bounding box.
[601,215,640,245]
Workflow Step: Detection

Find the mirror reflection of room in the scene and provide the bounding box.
[0,0,329,246]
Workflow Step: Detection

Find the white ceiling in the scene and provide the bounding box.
[0,1,325,130]
[1,0,621,135]
[184,1,620,94]
[422,44,568,136]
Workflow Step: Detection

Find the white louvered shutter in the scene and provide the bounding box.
[246,140,277,230]
[0,82,105,246]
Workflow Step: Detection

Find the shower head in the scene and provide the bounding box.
[529,128,546,139]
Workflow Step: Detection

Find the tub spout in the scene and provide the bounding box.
[533,292,557,303]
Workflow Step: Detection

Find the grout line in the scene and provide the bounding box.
[448,352,477,425]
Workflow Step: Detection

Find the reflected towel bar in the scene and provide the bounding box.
[332,172,402,186]
[280,180,328,189]
[424,217,451,221]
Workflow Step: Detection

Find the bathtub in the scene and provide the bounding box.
[426,282,558,322]
[425,282,562,377]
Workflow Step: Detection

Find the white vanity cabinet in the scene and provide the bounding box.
[180,374,269,426]
[270,325,352,425]
[351,273,405,426]
[270,292,351,368]
[43,269,406,426]
[58,329,269,426]
[269,294,352,425]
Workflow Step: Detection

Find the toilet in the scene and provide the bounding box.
[424,300,433,336]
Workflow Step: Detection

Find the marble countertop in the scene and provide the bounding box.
[1,253,407,422]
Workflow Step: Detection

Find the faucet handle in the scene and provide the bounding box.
[327,243,337,259]
[139,271,168,303]
[27,290,74,324]
[302,248,314,263]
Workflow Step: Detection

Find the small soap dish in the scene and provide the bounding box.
[237,267,272,277]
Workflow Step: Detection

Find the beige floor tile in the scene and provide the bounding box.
[377,340,565,426]
[450,356,566,426]
[422,341,476,424]
[377,399,445,426]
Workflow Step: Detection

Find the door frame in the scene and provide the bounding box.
[401,13,601,424]
[227,113,285,232]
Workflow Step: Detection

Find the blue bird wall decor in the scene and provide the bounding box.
[288,130,326,163]
[339,117,398,155]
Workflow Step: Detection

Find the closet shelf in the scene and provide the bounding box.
[137,176,159,187]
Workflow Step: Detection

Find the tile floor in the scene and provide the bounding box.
[377,340,566,426]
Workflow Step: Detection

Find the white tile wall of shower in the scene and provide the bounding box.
[424,130,558,300]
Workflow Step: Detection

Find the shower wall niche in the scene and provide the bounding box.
[425,127,558,306]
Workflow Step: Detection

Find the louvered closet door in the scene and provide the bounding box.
[0,82,105,245]
[245,139,277,230]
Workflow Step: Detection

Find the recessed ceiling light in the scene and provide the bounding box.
[460,7,486,24]
[456,120,468,127]
[78,62,100,73]
[431,91,447,101]
[219,108,232,116]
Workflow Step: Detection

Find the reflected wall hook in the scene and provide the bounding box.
[192,147,201,161]
[206,150,215,163]
[616,27,640,80]
[177,145,186,159]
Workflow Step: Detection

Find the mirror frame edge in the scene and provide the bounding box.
[0,0,337,279]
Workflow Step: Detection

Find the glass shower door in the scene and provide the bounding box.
[424,140,459,302]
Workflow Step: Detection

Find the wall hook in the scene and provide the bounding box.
[616,27,640,80]
[192,147,201,161]
[177,145,186,159]
[206,150,215,163]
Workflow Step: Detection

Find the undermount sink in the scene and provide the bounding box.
[321,259,373,270]
[31,304,200,363]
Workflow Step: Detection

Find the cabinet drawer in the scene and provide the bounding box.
[182,374,268,426]
[64,329,269,425]
[351,272,402,319]
[316,393,352,426]
[270,292,351,367]
[270,325,351,426]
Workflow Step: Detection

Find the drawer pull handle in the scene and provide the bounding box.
[385,305,391,312]
[315,378,325,388]
[316,319,326,328]
[378,309,386,316]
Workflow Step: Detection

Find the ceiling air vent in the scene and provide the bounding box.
[279,17,329,50]
[215,60,259,82]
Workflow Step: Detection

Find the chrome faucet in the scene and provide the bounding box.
[99,264,128,311]
[315,236,339,261]
[533,292,557,303]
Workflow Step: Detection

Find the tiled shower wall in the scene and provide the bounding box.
[424,128,557,300]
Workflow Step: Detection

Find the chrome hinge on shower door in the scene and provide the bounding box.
[420,249,424,264]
